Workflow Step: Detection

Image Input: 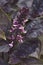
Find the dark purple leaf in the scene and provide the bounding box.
[9,51,21,65]
[31,0,43,17]
[0,58,9,65]
[0,8,11,32]
[25,17,43,38]
[0,38,10,52]
[0,0,8,7]
[18,57,43,65]
[9,38,41,59]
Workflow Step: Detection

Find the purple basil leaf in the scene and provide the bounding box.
[0,8,11,32]
[25,17,43,38]
[17,0,33,8]
[17,57,43,65]
[0,58,9,65]
[3,4,13,13]
[0,0,8,7]
[9,51,21,64]
[9,38,41,59]
[0,38,10,52]
[9,0,19,5]
[31,0,43,17]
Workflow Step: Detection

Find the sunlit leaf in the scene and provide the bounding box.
[0,29,6,40]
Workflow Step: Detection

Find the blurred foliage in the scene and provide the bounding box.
[0,0,43,65]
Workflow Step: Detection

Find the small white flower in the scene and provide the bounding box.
[9,41,13,47]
